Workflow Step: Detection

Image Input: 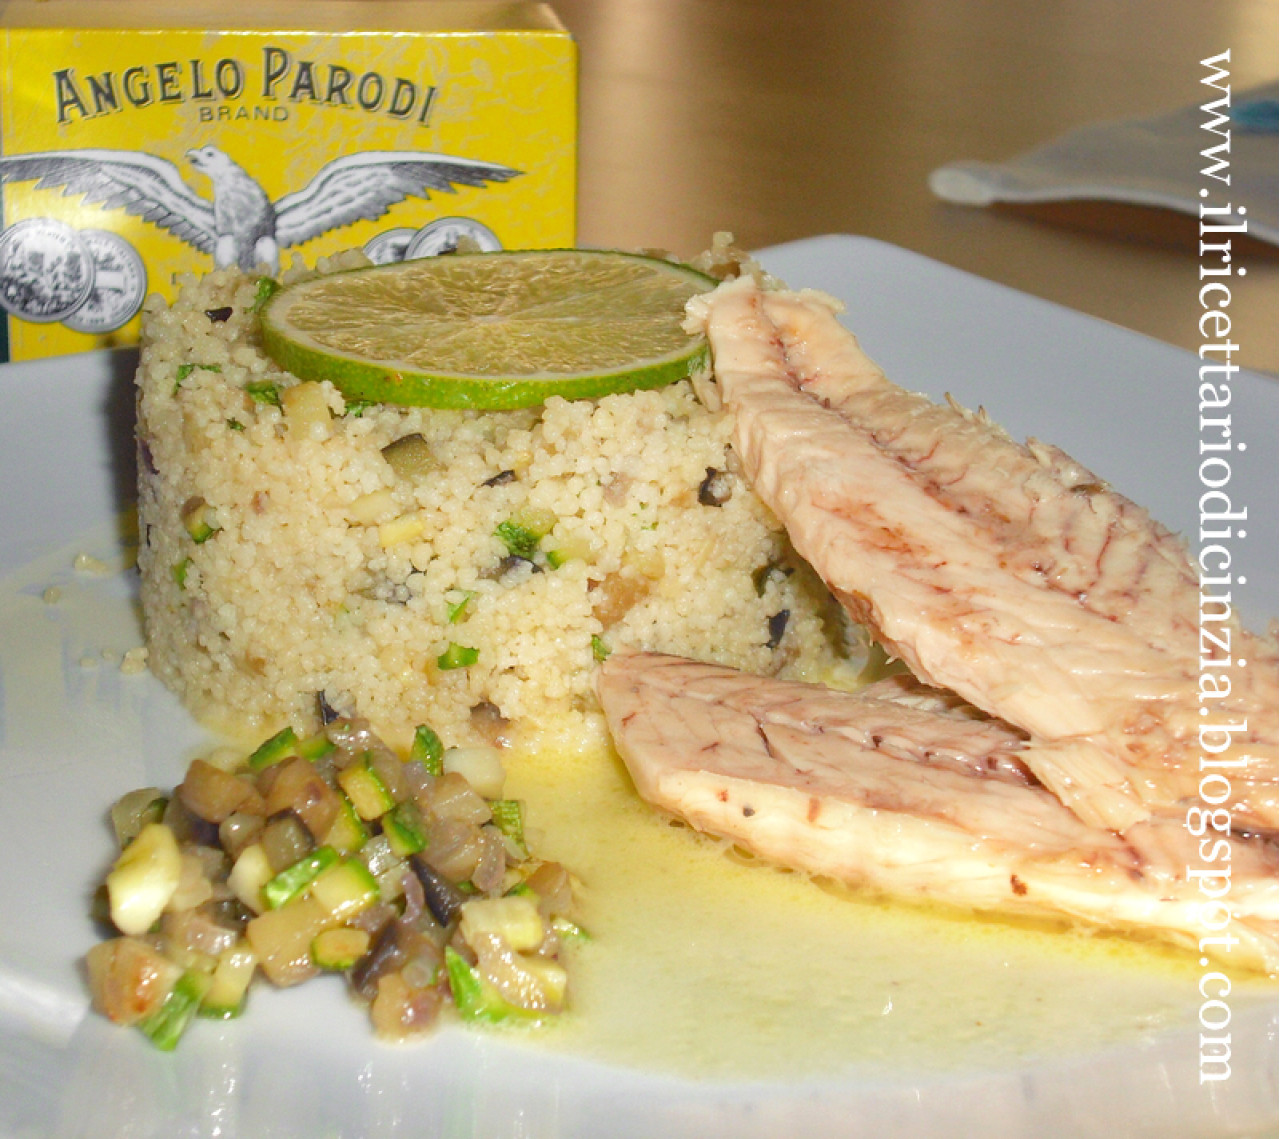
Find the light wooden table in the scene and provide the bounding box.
[553,0,1279,374]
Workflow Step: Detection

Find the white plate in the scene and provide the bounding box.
[0,235,1275,1139]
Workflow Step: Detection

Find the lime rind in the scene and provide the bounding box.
[263,328,711,410]
[258,249,715,410]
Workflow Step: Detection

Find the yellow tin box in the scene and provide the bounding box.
[0,0,576,361]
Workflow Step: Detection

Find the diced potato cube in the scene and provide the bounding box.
[107,823,182,935]
[460,895,545,953]
[442,746,505,799]
[85,936,183,1026]
[228,842,273,914]
[245,896,335,987]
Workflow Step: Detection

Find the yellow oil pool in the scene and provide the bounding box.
[505,742,1274,1081]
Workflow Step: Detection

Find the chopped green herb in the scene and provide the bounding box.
[591,635,610,662]
[438,643,479,670]
[245,381,281,407]
[495,520,540,560]
[250,276,280,313]
[227,418,245,431]
[343,399,376,417]
[173,362,221,394]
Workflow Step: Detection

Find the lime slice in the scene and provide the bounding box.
[258,249,716,409]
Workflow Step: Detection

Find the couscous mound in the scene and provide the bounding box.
[135,255,859,750]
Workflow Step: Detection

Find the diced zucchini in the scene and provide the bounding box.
[591,635,610,662]
[228,842,273,914]
[138,970,212,1050]
[409,723,445,776]
[444,590,475,624]
[444,947,539,1026]
[546,533,592,569]
[381,433,437,480]
[310,857,380,921]
[550,915,591,943]
[503,506,557,552]
[488,800,528,858]
[181,498,219,544]
[200,943,257,1019]
[312,927,371,971]
[172,558,192,589]
[337,755,395,820]
[263,845,340,910]
[460,895,545,953]
[384,801,428,858]
[247,726,299,772]
[297,732,337,762]
[321,792,369,854]
[437,642,479,670]
[107,823,182,936]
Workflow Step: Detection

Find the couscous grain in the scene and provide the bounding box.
[136,257,860,750]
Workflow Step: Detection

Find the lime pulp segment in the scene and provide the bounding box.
[258,249,717,409]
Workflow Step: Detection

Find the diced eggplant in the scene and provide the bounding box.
[409,855,467,927]
[260,810,315,873]
[381,433,437,480]
[349,919,409,999]
[697,466,734,506]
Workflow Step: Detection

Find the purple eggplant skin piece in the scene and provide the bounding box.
[409,855,467,927]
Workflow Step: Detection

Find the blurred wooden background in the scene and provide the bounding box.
[552,0,1279,373]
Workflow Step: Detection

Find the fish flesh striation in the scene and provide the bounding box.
[598,652,1279,972]
[685,278,1278,835]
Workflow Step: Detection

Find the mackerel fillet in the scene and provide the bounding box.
[685,278,1278,835]
[599,652,1279,971]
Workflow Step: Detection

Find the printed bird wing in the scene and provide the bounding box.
[272,151,522,249]
[0,149,218,254]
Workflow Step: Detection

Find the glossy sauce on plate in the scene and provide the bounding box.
[507,742,1273,1080]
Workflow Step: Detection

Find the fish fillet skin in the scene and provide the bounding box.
[686,277,1278,834]
[599,652,1279,973]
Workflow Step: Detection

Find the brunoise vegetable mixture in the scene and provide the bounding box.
[89,717,583,1047]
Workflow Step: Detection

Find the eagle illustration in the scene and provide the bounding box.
[0,145,521,272]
